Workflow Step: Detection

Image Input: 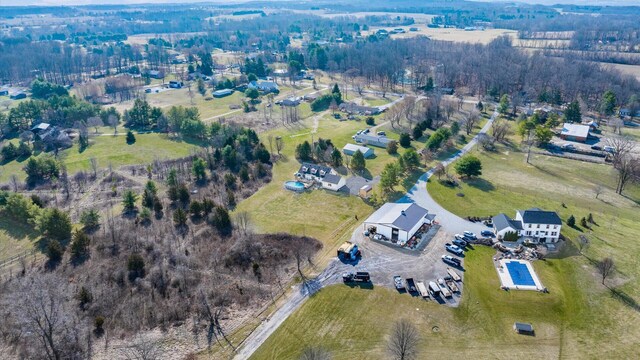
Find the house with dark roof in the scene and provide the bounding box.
[493,208,562,243]
[248,81,279,93]
[363,203,435,244]
[295,162,344,192]
[296,162,333,182]
[320,173,346,191]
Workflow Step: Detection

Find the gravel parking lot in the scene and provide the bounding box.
[322,227,467,306]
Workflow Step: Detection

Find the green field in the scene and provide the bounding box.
[0,132,196,182]
[250,141,640,359]
[0,216,38,262]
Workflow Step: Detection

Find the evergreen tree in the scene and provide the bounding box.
[350,150,366,172]
[454,155,482,177]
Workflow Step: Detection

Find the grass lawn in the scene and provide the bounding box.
[250,141,640,359]
[0,216,39,262]
[0,133,196,182]
[251,246,592,359]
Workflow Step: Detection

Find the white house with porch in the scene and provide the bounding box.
[493,208,562,243]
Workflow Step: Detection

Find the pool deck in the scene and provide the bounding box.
[496,259,545,291]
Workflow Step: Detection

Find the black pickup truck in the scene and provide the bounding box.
[343,271,371,283]
[405,278,417,293]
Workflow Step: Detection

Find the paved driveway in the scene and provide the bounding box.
[399,109,497,235]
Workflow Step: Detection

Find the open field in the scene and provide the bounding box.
[0,132,196,182]
[600,62,640,81]
[125,32,207,45]
[367,25,517,44]
[287,10,436,23]
[250,141,640,359]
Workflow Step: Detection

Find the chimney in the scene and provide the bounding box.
[401,210,406,216]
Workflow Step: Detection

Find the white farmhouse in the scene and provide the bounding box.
[493,208,562,243]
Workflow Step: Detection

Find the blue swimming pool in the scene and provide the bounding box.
[284,181,305,192]
[506,261,535,286]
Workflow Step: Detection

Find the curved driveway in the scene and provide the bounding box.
[399,108,498,235]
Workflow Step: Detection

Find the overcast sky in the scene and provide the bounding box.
[0,0,638,7]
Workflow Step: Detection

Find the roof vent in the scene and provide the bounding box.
[401,210,406,216]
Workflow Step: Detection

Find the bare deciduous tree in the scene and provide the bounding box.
[593,184,604,199]
[434,162,446,180]
[233,211,251,235]
[5,275,88,360]
[87,116,104,133]
[597,257,615,285]
[275,136,284,156]
[119,334,164,360]
[463,109,481,135]
[491,118,510,142]
[387,319,420,360]
[578,234,590,254]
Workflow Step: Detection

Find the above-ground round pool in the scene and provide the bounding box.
[284,180,306,192]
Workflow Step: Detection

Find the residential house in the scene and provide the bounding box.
[39,126,73,150]
[280,97,301,107]
[560,123,590,142]
[248,81,279,93]
[10,92,27,100]
[339,102,380,115]
[363,203,435,244]
[619,108,640,118]
[31,122,51,133]
[296,162,334,182]
[342,143,374,158]
[586,120,599,132]
[147,70,164,79]
[493,208,562,243]
[321,173,346,191]
[354,134,392,148]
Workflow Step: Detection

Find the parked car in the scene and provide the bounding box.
[445,243,464,256]
[454,234,465,240]
[604,146,616,153]
[333,113,341,119]
[463,231,477,240]
[452,238,467,247]
[363,128,370,134]
[590,145,602,151]
[480,230,495,238]
[393,276,404,291]
[377,131,386,136]
[442,255,461,267]
[561,143,576,150]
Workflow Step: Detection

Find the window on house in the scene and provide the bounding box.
[546,225,549,229]
[554,225,558,229]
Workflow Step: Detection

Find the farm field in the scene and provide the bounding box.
[367,24,517,44]
[250,142,640,359]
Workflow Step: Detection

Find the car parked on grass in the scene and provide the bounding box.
[445,243,464,256]
[393,276,404,291]
[452,238,467,248]
[480,230,495,238]
[442,255,461,267]
[463,231,477,240]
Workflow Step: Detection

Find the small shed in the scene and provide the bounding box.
[359,184,373,199]
[343,143,374,158]
[514,322,534,335]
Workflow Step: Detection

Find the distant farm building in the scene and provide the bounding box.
[354,134,392,148]
[342,143,374,158]
[212,89,234,98]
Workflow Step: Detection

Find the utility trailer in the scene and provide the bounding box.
[438,278,452,298]
[447,267,461,282]
[416,281,429,298]
[337,241,361,261]
[428,281,441,297]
